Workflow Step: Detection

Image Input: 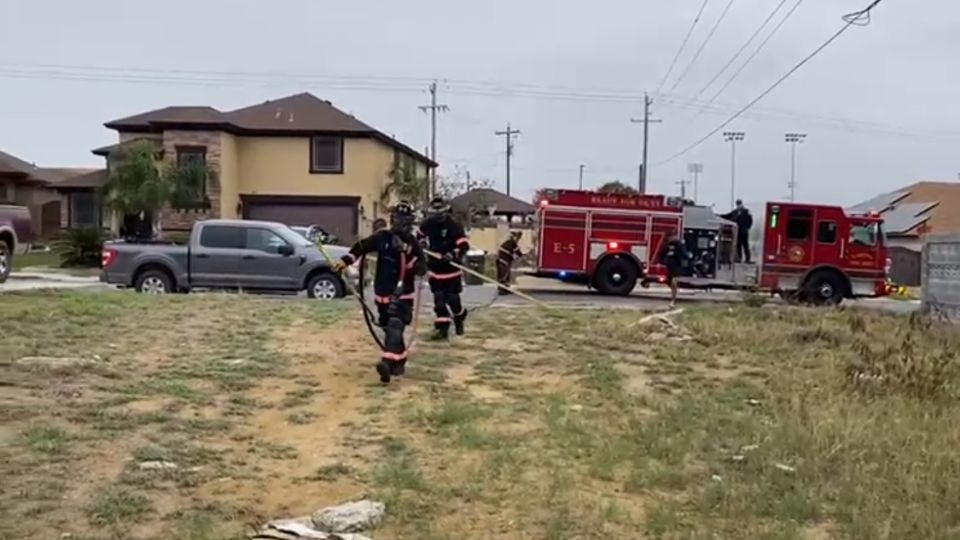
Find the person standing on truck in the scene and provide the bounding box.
[419,197,470,340]
[333,201,425,384]
[723,200,753,263]
[659,231,687,308]
[496,231,524,295]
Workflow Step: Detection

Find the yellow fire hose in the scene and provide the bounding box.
[423,249,551,309]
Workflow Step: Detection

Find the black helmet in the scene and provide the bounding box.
[390,201,416,231]
[427,196,451,215]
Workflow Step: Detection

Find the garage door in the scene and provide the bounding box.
[242,196,360,245]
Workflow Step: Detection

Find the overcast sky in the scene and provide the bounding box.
[1,0,957,209]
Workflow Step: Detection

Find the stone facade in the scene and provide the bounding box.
[159,130,223,232]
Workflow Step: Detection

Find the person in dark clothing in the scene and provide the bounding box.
[419,197,469,340]
[334,201,425,384]
[722,199,754,263]
[496,231,523,295]
[371,217,388,232]
[659,232,687,308]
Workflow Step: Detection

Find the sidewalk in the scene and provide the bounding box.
[9,271,100,283]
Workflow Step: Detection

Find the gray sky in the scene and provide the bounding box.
[1,0,957,209]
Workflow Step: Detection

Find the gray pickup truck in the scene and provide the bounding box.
[101,219,358,300]
[0,204,34,283]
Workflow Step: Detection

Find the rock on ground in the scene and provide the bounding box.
[311,500,385,533]
[256,516,374,540]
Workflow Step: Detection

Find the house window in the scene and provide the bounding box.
[176,146,207,167]
[817,221,837,244]
[310,136,343,173]
[0,182,9,203]
[70,192,100,228]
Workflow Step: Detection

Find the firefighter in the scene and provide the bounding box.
[658,231,687,309]
[496,231,523,295]
[722,200,754,264]
[419,196,469,339]
[333,201,425,384]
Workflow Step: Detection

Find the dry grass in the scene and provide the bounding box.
[2,291,960,539]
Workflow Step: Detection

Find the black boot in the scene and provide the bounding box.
[454,310,468,336]
[431,325,450,341]
[391,359,406,376]
[376,360,392,384]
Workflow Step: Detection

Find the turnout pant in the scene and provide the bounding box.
[430,275,465,334]
[376,299,413,367]
[496,259,513,294]
[736,233,751,264]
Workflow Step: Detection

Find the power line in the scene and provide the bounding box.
[698,0,806,114]
[655,0,886,167]
[669,0,738,93]
[656,0,712,95]
[684,0,791,105]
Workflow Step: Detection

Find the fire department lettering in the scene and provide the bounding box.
[553,242,576,254]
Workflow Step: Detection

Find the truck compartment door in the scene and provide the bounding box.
[539,210,588,271]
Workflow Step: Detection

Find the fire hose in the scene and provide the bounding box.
[422,249,551,309]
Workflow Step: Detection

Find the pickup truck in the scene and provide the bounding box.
[101,219,358,300]
[0,204,34,283]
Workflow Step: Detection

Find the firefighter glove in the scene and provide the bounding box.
[443,251,456,262]
[332,259,348,274]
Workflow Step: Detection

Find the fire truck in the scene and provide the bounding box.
[532,189,889,304]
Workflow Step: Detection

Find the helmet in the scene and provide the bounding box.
[426,196,451,215]
[390,201,416,231]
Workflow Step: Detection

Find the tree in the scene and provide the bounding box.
[597,181,638,195]
[381,160,430,207]
[165,160,217,210]
[99,141,171,237]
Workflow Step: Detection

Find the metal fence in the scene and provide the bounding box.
[922,234,960,322]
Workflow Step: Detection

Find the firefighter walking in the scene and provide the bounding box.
[334,201,425,384]
[419,197,469,340]
[496,231,523,295]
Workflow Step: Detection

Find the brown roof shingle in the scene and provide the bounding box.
[451,188,536,216]
[54,169,108,190]
[103,93,435,166]
[895,181,960,236]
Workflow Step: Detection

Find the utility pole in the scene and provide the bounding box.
[630,93,662,193]
[494,123,521,196]
[418,80,448,199]
[687,163,703,203]
[722,132,745,209]
[579,164,585,190]
[675,178,691,200]
[785,133,807,202]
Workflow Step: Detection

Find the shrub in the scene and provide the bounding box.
[52,227,107,267]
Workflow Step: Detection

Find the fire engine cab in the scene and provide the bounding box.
[532,189,889,304]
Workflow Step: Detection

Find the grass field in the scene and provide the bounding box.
[2,291,959,540]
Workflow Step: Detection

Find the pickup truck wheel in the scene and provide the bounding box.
[0,242,10,284]
[307,273,344,301]
[594,256,639,296]
[135,270,173,295]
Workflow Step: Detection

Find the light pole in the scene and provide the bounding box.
[785,133,807,202]
[579,164,585,190]
[687,163,703,203]
[722,132,745,209]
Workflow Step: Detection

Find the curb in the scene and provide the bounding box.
[9,272,101,283]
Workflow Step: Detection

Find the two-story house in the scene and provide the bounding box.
[58,92,435,244]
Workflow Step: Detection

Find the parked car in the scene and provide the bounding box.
[0,204,34,283]
[100,219,358,300]
[291,225,339,246]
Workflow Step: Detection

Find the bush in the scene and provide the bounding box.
[52,228,107,267]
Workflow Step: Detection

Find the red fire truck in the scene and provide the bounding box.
[532,189,889,304]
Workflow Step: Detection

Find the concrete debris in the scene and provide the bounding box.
[256,516,375,540]
[774,463,796,474]
[711,474,723,482]
[138,461,178,471]
[745,399,762,407]
[311,500,385,533]
[15,356,95,369]
[569,404,584,412]
[741,444,760,452]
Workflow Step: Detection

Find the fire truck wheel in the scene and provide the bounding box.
[803,270,846,306]
[594,256,639,296]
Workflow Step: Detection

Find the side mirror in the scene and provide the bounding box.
[278,244,295,256]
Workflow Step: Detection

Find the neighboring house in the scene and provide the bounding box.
[450,188,537,255]
[849,181,960,286]
[0,149,96,238]
[59,92,435,244]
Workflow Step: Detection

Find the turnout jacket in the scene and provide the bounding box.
[418,214,469,279]
[342,229,425,301]
[498,237,523,265]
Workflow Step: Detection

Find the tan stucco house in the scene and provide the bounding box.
[1,149,96,238]
[59,92,435,243]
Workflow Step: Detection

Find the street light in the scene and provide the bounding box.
[687,163,703,203]
[722,132,745,209]
[579,164,585,190]
[785,133,807,202]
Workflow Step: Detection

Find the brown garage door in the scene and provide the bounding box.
[242,196,360,245]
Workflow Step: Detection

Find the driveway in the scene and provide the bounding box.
[0,273,106,293]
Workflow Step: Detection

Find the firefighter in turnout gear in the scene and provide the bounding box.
[496,231,523,295]
[419,197,469,340]
[334,201,425,384]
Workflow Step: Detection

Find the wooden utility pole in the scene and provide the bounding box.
[630,93,662,193]
[495,123,521,196]
[419,81,448,198]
